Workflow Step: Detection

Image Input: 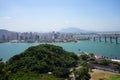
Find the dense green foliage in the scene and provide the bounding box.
[74,67,91,80]
[79,53,96,61]
[4,44,78,79]
[0,59,5,80]
[73,61,91,80]
[113,62,120,73]
[9,72,63,80]
[79,53,90,61]
[99,59,110,65]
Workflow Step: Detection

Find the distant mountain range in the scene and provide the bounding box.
[59,27,92,33]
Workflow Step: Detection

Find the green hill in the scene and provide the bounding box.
[4,44,78,80]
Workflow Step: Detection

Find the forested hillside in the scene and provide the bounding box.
[0,44,78,80]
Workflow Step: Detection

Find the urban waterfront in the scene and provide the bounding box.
[0,40,120,61]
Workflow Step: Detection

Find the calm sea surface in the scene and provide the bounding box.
[0,40,120,61]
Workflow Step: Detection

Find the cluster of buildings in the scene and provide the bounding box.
[0,30,79,43]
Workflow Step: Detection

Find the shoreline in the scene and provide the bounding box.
[95,54,120,61]
[111,59,120,62]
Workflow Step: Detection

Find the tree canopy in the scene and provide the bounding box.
[5,44,78,79]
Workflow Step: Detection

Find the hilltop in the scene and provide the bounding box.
[0,44,78,80]
[59,27,86,33]
[59,27,96,33]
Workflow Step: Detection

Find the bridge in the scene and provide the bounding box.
[91,33,120,44]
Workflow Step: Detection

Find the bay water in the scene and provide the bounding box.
[0,40,120,61]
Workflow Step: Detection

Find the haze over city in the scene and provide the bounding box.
[0,0,120,32]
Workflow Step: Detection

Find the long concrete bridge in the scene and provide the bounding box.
[91,34,120,44]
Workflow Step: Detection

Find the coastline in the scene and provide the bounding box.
[111,59,120,62]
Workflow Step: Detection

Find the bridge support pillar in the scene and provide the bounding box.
[99,36,101,42]
[116,37,118,44]
[110,36,112,43]
[93,37,96,41]
[105,36,106,43]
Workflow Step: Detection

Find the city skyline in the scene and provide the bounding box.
[0,0,120,32]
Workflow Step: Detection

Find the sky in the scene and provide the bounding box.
[0,0,120,32]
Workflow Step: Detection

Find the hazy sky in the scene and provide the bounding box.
[0,0,120,32]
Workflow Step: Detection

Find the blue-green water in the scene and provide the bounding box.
[0,40,120,61]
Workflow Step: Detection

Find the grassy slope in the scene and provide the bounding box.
[90,69,120,80]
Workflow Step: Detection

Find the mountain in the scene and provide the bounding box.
[6,44,78,79]
[59,27,88,33]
